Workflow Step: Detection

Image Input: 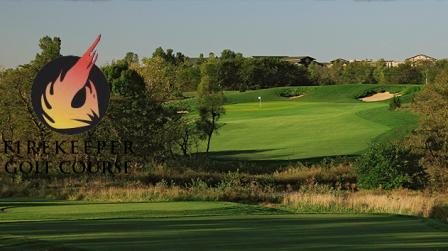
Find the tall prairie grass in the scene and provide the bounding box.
[282,187,448,222]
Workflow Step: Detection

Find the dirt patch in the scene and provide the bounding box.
[358,92,401,102]
[289,95,304,99]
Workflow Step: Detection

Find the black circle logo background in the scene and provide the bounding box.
[31,56,110,135]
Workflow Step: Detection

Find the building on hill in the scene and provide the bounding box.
[385,60,404,67]
[318,62,330,67]
[382,55,435,67]
[406,54,436,62]
[248,56,317,67]
[405,54,436,66]
[248,56,287,59]
[329,58,349,66]
[349,58,372,63]
[281,56,316,67]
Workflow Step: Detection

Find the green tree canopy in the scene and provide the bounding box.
[197,60,226,158]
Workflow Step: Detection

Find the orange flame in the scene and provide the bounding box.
[41,35,101,129]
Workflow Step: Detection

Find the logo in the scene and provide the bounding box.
[31,35,109,135]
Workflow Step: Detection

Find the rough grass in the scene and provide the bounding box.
[281,184,448,221]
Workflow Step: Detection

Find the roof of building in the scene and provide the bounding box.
[330,58,349,64]
[282,56,316,61]
[405,54,436,61]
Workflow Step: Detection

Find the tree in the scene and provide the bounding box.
[0,36,81,165]
[411,71,448,188]
[342,61,376,85]
[137,56,187,101]
[163,111,203,157]
[425,59,448,84]
[97,58,172,164]
[102,60,145,97]
[124,52,139,66]
[152,47,167,60]
[384,61,422,85]
[0,65,5,81]
[151,47,185,66]
[328,60,344,85]
[220,49,236,60]
[197,60,226,158]
[373,59,387,85]
[216,50,244,90]
[33,36,62,69]
[306,61,333,86]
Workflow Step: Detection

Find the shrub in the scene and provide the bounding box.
[356,141,427,190]
[389,95,401,110]
[277,87,315,97]
[239,84,247,92]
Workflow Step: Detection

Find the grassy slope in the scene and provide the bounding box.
[223,84,416,104]
[208,101,389,161]
[356,106,420,145]
[1,200,448,251]
[202,85,420,161]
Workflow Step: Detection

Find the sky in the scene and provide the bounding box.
[1,0,448,69]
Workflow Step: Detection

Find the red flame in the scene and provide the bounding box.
[41,35,101,129]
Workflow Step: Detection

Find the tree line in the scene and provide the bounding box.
[308,59,448,86]
[3,36,448,172]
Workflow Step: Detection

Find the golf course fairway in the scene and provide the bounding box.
[201,85,420,161]
[1,201,448,250]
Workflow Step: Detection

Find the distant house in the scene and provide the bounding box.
[248,56,287,59]
[385,60,404,67]
[248,56,317,67]
[281,56,316,67]
[406,54,436,62]
[349,58,372,63]
[329,58,349,66]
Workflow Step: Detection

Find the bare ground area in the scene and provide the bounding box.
[289,95,304,99]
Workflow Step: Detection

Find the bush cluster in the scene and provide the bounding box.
[355,142,427,190]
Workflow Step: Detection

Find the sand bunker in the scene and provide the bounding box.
[289,95,304,99]
[358,92,401,102]
[176,111,190,114]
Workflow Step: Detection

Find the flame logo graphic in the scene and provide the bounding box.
[41,35,101,129]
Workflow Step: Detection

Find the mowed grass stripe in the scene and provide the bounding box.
[0,201,288,221]
[356,106,420,144]
[2,214,448,251]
